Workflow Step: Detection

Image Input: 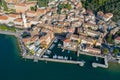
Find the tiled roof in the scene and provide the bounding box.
[8,13,20,18]
[14,18,23,22]
[16,3,26,6]
[97,11,104,16]
[0,15,8,20]
[103,13,113,19]
[64,39,71,42]
[115,37,120,40]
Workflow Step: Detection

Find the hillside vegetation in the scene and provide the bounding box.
[81,0,120,22]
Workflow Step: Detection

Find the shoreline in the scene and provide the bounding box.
[1,34,120,80]
[0,31,118,68]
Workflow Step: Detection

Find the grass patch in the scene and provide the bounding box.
[0,25,16,32]
[38,0,49,7]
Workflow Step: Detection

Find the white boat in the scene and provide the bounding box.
[64,56,68,60]
[49,44,55,50]
[96,57,98,61]
[58,44,62,47]
[46,50,51,54]
[53,55,57,59]
[58,56,63,59]
[70,57,72,60]
[36,53,40,56]
[62,49,64,52]
[54,39,58,43]
[43,55,49,58]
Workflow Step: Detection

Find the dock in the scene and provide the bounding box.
[92,56,108,68]
[24,55,85,66]
[78,50,104,58]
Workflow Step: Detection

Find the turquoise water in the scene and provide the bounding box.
[0,34,120,80]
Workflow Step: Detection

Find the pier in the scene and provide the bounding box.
[92,56,108,68]
[78,50,104,58]
[0,30,109,68]
[24,55,85,66]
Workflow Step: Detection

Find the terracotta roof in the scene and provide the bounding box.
[16,3,26,6]
[97,11,104,16]
[103,13,113,19]
[37,9,46,13]
[31,36,38,41]
[71,34,79,38]
[27,11,36,14]
[27,2,36,5]
[76,2,82,8]
[15,1,36,6]
[27,17,33,21]
[46,7,51,12]
[14,18,23,22]
[22,37,31,43]
[84,23,97,27]
[64,39,71,42]
[8,13,20,18]
[87,47,101,54]
[71,0,76,2]
[0,15,8,20]
[87,9,93,15]
[5,0,20,4]
[115,37,120,40]
[87,29,100,34]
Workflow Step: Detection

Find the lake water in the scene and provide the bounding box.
[0,34,120,80]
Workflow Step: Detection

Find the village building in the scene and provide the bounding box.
[97,11,104,19]
[39,29,54,46]
[0,15,9,24]
[63,38,78,51]
[103,13,113,22]
[83,23,98,30]
[15,2,36,13]
[115,37,120,44]
[84,47,101,55]
[8,13,21,22]
[85,29,100,37]
[5,0,21,9]
[26,11,37,18]
[14,18,23,27]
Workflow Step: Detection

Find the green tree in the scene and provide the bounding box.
[116,31,120,36]
[81,0,120,22]
[103,48,109,54]
[30,7,35,11]
[106,34,114,44]
[37,0,49,7]
[2,0,8,11]
[113,48,119,55]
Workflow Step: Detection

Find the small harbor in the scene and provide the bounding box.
[1,34,120,80]
[23,38,106,68]
[0,30,108,68]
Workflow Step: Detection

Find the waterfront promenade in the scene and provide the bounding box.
[0,30,18,37]
[92,56,108,68]
[0,30,85,66]
[0,30,112,68]
[24,55,85,66]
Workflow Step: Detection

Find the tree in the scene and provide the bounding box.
[2,0,8,11]
[30,7,35,11]
[103,48,109,54]
[106,34,114,44]
[37,0,49,7]
[81,0,120,22]
[116,31,120,36]
[113,48,119,55]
